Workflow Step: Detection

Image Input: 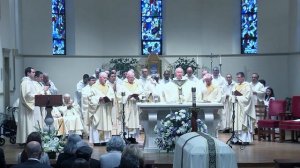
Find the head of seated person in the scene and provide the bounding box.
[21,132,42,162]
[25,141,42,160]
[63,134,82,155]
[76,141,93,161]
[106,135,125,152]
[119,144,144,168]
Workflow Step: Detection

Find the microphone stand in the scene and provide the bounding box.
[120,92,130,144]
[226,101,245,149]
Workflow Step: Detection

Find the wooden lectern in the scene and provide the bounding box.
[35,95,63,127]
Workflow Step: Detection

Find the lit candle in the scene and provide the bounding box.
[219,55,222,64]
[196,54,199,65]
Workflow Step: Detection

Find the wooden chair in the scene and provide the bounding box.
[257,100,287,141]
[254,105,267,139]
[279,96,300,142]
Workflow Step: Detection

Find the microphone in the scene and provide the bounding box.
[121,92,126,104]
[191,87,196,107]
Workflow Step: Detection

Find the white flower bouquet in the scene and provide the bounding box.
[154,109,207,152]
[36,127,65,153]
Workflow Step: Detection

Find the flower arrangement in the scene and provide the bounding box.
[109,58,138,74]
[173,57,199,73]
[154,109,207,152]
[36,127,65,153]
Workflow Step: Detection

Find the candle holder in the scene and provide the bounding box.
[219,63,222,74]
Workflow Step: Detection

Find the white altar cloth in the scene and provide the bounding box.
[137,102,223,152]
[173,132,237,168]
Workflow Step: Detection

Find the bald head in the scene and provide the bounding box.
[26,141,42,159]
[99,72,108,84]
[186,67,193,77]
[63,93,72,104]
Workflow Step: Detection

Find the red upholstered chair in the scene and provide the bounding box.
[279,96,300,142]
[257,100,287,141]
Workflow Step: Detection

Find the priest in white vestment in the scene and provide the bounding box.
[17,67,37,144]
[33,71,50,129]
[162,67,199,103]
[81,76,97,136]
[56,94,84,135]
[138,68,153,101]
[89,72,115,143]
[107,72,122,135]
[220,74,236,131]
[184,67,200,85]
[212,67,226,88]
[119,71,143,138]
[230,72,256,144]
[250,73,265,106]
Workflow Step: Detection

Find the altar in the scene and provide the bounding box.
[137,102,223,152]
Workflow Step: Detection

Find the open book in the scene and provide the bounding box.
[233,90,243,96]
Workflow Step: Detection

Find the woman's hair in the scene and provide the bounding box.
[265,87,275,99]
[72,158,90,168]
[63,134,82,154]
[106,136,125,152]
[21,132,42,162]
[119,144,144,168]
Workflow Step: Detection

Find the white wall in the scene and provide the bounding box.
[19,0,295,55]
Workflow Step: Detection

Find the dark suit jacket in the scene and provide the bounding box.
[61,157,101,168]
[0,148,6,168]
[12,160,51,168]
[56,153,75,168]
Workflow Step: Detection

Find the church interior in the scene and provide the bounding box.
[1,0,300,167]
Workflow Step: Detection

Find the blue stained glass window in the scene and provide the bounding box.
[142,41,162,55]
[142,17,162,40]
[241,0,257,54]
[141,0,162,55]
[142,0,162,17]
[52,0,66,55]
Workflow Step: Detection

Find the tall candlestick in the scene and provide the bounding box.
[219,55,222,64]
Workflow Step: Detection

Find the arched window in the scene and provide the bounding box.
[141,0,162,55]
[241,0,257,54]
[52,0,66,55]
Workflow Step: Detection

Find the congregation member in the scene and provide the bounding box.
[17,132,50,165]
[61,141,100,168]
[17,67,37,144]
[0,148,6,168]
[230,72,256,145]
[33,71,50,128]
[212,67,226,88]
[89,72,115,145]
[100,136,126,168]
[13,141,51,168]
[119,144,144,168]
[220,74,236,132]
[121,70,142,139]
[56,134,82,168]
[56,94,84,136]
[43,73,58,95]
[76,74,89,106]
[81,76,97,136]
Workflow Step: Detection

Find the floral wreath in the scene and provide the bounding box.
[154,109,207,152]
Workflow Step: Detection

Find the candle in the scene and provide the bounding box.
[219,55,222,64]
[196,54,199,65]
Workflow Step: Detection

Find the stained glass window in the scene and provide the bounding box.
[141,0,162,55]
[241,0,257,54]
[52,0,66,55]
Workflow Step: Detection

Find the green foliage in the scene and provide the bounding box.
[173,57,199,73]
[109,58,138,73]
